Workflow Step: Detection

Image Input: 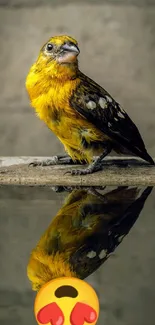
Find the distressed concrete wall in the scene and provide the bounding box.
[0,1,155,157]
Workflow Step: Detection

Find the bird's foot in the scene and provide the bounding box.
[51,185,106,193]
[50,186,75,193]
[29,158,58,167]
[65,161,103,176]
[87,187,107,200]
[29,155,74,167]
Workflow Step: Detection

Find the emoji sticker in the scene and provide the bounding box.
[34,277,99,325]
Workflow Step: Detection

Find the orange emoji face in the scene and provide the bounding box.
[34,277,99,325]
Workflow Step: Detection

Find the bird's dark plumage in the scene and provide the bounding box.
[70,186,153,278]
[70,72,154,165]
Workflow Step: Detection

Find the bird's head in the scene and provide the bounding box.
[35,35,80,80]
[41,35,80,64]
[27,250,76,291]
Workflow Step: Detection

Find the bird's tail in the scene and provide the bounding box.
[137,149,154,165]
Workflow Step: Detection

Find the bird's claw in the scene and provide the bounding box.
[29,156,60,167]
[64,170,80,176]
[64,168,92,176]
[29,161,41,167]
[64,160,104,176]
[51,155,59,164]
[50,186,75,192]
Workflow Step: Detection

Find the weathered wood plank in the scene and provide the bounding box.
[0,156,155,186]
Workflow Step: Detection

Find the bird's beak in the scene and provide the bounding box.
[61,43,80,55]
[58,43,80,64]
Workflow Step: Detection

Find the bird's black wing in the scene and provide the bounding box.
[70,73,154,164]
[70,187,153,279]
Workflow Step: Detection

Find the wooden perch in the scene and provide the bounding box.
[0,156,155,187]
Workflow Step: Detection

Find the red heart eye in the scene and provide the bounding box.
[70,302,97,325]
[37,302,64,325]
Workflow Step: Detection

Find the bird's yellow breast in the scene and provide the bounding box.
[26,64,80,123]
[26,65,107,162]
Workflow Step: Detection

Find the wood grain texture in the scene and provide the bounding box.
[0,156,155,186]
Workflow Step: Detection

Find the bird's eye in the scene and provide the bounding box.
[46,43,53,52]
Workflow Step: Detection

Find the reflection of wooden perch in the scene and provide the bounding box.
[0,156,155,186]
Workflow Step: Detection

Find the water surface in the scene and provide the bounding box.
[0,185,155,325]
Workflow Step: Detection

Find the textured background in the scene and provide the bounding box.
[0,0,155,158]
[0,1,155,325]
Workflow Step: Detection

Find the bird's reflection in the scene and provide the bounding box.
[27,186,152,291]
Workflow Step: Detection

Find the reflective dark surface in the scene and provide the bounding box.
[0,185,155,325]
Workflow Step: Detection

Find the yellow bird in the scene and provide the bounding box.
[26,35,154,175]
[27,186,152,291]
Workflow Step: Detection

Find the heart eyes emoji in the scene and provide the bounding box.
[70,302,97,325]
[37,302,97,325]
[37,302,64,325]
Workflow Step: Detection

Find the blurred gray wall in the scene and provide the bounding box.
[0,0,155,158]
